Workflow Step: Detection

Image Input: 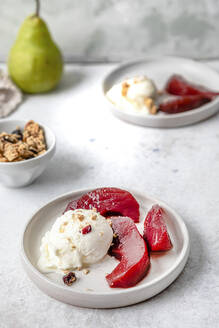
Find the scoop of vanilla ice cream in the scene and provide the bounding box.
[106,76,157,114]
[126,76,157,100]
[38,209,113,273]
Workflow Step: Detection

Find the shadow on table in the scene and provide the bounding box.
[32,153,86,188]
[22,69,86,101]
[161,222,203,287]
[100,222,205,310]
[137,222,205,307]
[54,69,86,94]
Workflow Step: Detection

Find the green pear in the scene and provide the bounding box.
[8,0,63,93]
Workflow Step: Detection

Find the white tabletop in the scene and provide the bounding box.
[0,62,219,328]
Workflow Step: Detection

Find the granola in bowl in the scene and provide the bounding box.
[0,120,47,162]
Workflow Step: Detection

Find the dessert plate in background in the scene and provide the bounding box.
[102,56,219,128]
[21,188,190,308]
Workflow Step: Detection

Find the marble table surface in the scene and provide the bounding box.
[0,62,219,328]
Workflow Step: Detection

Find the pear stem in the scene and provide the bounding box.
[35,0,40,16]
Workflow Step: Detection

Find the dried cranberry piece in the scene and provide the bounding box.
[82,225,92,234]
[63,272,76,286]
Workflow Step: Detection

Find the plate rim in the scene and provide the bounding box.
[102,55,219,120]
[21,187,190,298]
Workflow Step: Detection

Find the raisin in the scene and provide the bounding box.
[29,148,38,154]
[3,136,14,143]
[63,272,76,286]
[12,129,23,141]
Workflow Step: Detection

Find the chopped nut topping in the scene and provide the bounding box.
[150,105,158,115]
[121,82,130,97]
[59,226,65,233]
[107,219,112,227]
[92,208,97,212]
[113,233,118,238]
[144,97,158,115]
[83,269,90,275]
[77,214,84,221]
[158,90,164,95]
[91,214,97,221]
[99,231,104,236]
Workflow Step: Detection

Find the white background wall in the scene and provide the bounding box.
[1,0,219,62]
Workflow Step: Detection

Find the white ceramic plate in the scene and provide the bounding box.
[102,56,219,128]
[21,188,190,308]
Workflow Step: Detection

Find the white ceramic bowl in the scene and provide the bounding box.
[21,188,190,308]
[0,120,56,188]
[102,56,219,128]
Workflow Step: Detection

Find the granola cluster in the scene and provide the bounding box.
[0,120,47,162]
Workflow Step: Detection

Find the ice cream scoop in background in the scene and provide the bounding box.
[106,76,158,115]
[38,209,113,273]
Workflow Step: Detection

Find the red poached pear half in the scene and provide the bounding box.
[159,95,211,114]
[143,205,172,252]
[165,75,219,97]
[106,216,150,288]
[64,187,140,223]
